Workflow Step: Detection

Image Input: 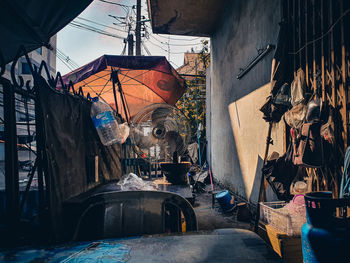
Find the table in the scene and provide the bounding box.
[0,229,281,263]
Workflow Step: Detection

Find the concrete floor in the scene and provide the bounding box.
[193,187,251,231]
[0,181,281,262]
[0,229,282,263]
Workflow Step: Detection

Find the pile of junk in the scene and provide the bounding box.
[57,55,208,242]
[257,24,350,263]
[0,52,215,249]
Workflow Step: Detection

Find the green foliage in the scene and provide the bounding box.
[176,40,209,143]
[198,40,210,69]
[177,80,206,142]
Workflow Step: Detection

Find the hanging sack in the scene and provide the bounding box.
[293,121,323,168]
[290,68,307,106]
[284,102,307,129]
[263,151,298,201]
[260,83,291,123]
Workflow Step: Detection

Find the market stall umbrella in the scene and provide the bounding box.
[62,55,186,120]
[0,0,92,65]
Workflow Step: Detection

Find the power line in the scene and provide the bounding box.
[142,42,151,56]
[56,55,103,98]
[57,54,78,70]
[102,0,131,16]
[98,0,132,8]
[56,48,80,68]
[108,14,127,24]
[56,54,76,72]
[69,22,126,40]
[154,34,202,42]
[146,39,188,54]
[56,50,79,70]
[71,20,127,38]
[169,61,180,68]
[121,41,127,55]
[56,52,76,68]
[76,17,127,33]
[150,34,203,47]
[52,48,111,103]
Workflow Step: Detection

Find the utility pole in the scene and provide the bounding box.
[135,0,141,56]
[127,33,134,55]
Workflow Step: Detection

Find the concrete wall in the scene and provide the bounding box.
[209,0,283,203]
[228,83,285,203]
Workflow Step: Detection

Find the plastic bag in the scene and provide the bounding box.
[117,173,158,191]
[118,122,130,144]
[284,102,307,129]
[273,83,291,107]
[290,68,306,106]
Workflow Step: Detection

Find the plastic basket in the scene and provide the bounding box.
[259,201,306,236]
[305,191,350,229]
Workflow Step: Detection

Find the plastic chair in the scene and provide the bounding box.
[71,190,197,241]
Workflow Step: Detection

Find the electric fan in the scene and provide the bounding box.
[130,103,192,184]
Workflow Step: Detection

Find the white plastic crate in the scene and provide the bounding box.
[259,201,306,236]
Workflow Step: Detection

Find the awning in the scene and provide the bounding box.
[62,55,186,119]
[0,0,92,65]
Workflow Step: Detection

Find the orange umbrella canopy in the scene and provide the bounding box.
[62,55,186,119]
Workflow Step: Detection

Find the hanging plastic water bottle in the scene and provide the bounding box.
[91,97,121,146]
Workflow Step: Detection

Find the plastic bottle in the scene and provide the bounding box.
[91,97,121,146]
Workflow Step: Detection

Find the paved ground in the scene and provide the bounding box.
[193,185,252,231]
[0,229,282,263]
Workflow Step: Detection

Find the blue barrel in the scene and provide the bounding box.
[302,223,350,262]
[301,192,350,262]
[215,190,235,212]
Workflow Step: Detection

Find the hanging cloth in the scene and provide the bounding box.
[260,21,293,122]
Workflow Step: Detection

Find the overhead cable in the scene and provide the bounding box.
[69,22,126,39]
[150,34,203,46]
[155,34,202,42]
[76,17,127,33]
[146,39,188,54]
[98,0,132,8]
[141,42,152,56]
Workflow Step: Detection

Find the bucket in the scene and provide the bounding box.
[302,192,350,262]
[304,191,350,228]
[215,190,235,212]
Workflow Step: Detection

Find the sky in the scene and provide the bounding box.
[57,0,209,75]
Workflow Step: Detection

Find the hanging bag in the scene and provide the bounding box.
[263,151,298,201]
[293,121,323,168]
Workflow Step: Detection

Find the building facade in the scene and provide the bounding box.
[177,52,206,81]
[0,36,57,189]
[2,35,57,81]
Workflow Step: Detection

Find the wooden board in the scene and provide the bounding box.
[259,224,303,263]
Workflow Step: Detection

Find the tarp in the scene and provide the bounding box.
[62,55,186,119]
[36,75,122,240]
[0,0,92,65]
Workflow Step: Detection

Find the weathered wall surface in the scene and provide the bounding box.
[228,83,285,203]
[209,0,283,202]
